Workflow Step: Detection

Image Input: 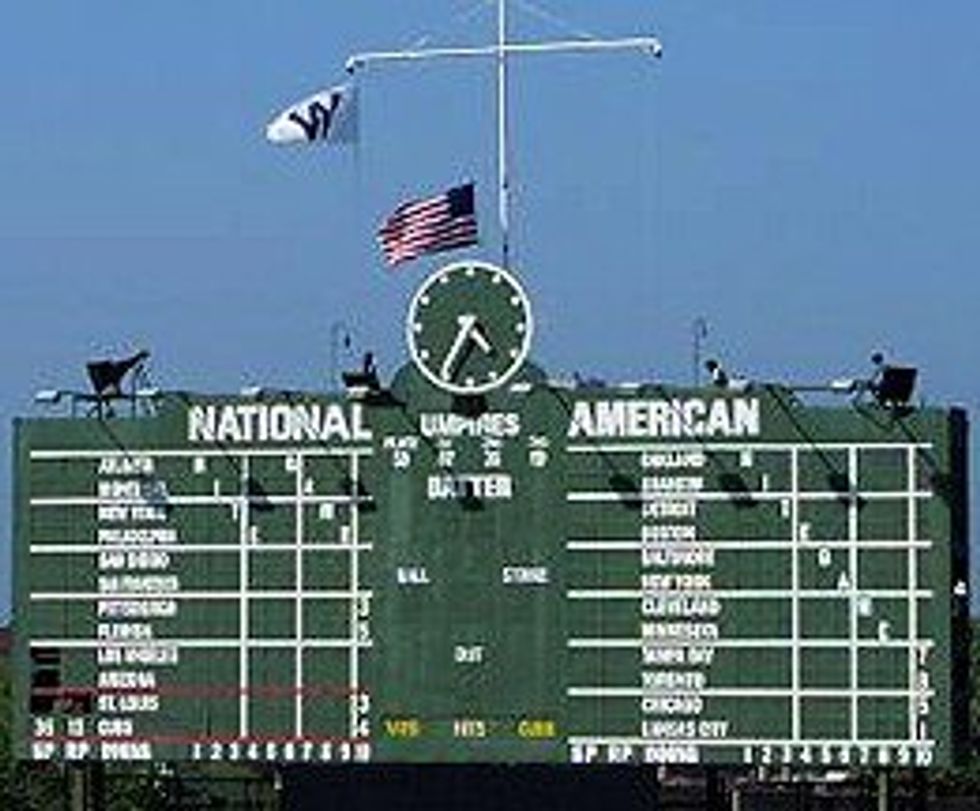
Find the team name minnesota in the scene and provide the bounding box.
[567,397,760,439]
[187,403,371,444]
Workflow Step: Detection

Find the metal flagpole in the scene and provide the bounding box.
[498,0,510,268]
[346,14,663,270]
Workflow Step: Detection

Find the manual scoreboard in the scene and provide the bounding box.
[13,262,970,767]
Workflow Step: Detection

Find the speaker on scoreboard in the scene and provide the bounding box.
[873,365,917,408]
[86,349,150,398]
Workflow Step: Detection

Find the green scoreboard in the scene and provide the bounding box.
[13,262,970,767]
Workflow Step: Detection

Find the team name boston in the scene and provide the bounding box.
[568,397,760,439]
[187,403,371,443]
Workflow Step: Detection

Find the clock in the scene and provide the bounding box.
[406,261,533,395]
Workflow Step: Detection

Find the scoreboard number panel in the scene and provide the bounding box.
[13,263,970,766]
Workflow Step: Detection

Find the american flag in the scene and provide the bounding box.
[377,183,478,267]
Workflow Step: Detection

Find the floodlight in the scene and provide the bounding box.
[34,389,63,404]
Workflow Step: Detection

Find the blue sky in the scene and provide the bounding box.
[1,1,978,618]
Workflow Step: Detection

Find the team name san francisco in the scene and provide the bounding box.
[187,403,372,444]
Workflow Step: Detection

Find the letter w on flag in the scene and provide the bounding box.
[377,183,478,267]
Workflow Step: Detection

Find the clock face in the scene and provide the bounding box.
[406,261,533,395]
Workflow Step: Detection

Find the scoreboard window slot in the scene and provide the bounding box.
[858,501,909,541]
[857,599,908,640]
[801,697,850,739]
[302,601,350,639]
[800,547,849,591]
[169,600,239,637]
[798,502,848,542]
[714,549,791,590]
[700,502,789,542]
[302,650,351,735]
[248,457,297,493]
[858,648,908,690]
[249,599,296,639]
[249,507,296,546]
[180,648,240,734]
[303,551,355,590]
[249,552,296,591]
[248,649,296,736]
[729,697,791,739]
[859,448,907,492]
[721,599,791,639]
[172,551,239,592]
[798,450,849,493]
[752,451,791,491]
[800,599,849,639]
[173,504,232,546]
[726,648,790,687]
[29,552,72,592]
[857,550,908,590]
[31,506,93,546]
[31,602,89,637]
[858,696,908,739]
[30,459,90,495]
[800,648,849,689]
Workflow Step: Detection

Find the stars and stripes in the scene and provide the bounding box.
[377,183,478,267]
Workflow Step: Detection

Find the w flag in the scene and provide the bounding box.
[265,84,358,145]
[378,183,479,267]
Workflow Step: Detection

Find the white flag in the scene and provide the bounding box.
[265,84,358,145]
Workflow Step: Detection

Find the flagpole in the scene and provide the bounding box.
[346,26,663,269]
[498,0,510,269]
[345,37,663,70]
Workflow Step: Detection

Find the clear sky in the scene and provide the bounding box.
[1,1,978,619]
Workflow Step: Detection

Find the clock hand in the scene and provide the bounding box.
[440,314,479,381]
[469,321,493,355]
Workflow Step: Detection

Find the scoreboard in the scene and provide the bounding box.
[12,262,970,768]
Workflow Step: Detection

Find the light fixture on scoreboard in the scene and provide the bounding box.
[704,358,751,392]
[789,352,919,409]
[873,364,918,408]
[865,351,918,409]
[342,351,382,398]
[33,389,64,404]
